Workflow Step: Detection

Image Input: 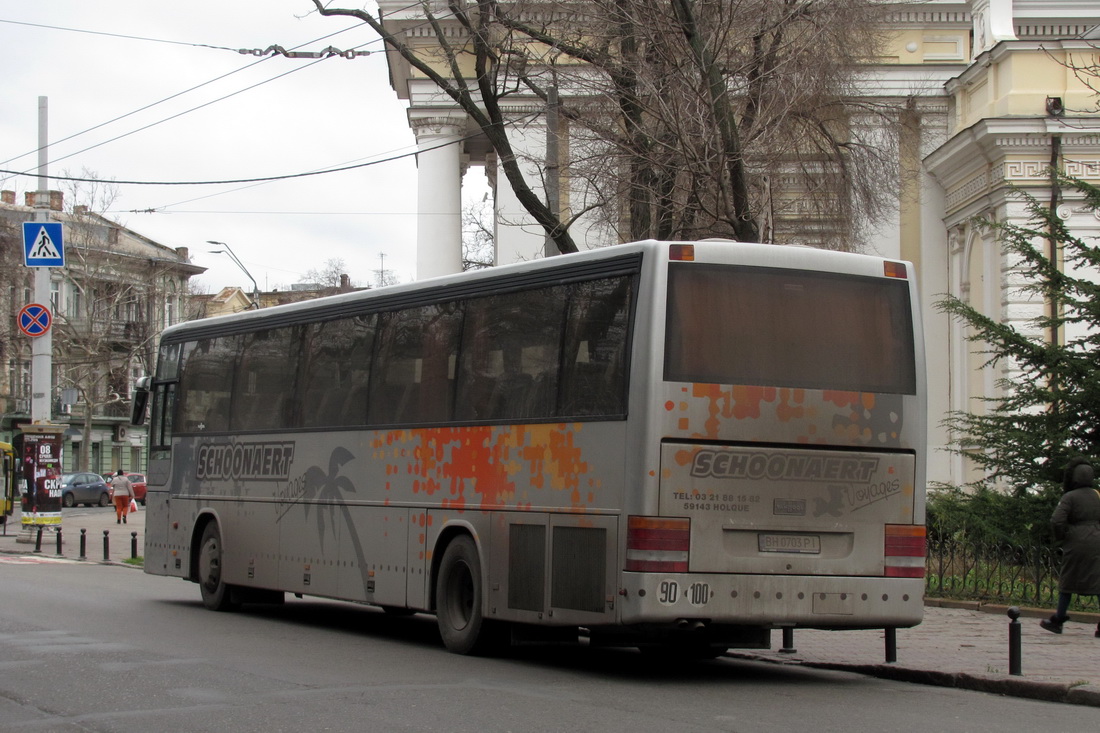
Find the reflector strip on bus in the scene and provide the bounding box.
[626,516,690,572]
[884,524,926,578]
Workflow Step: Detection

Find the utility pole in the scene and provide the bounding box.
[21,96,66,539]
[31,96,53,423]
[376,252,386,288]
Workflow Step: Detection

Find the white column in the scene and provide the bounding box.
[412,117,464,280]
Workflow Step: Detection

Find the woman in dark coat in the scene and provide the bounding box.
[1040,457,1100,636]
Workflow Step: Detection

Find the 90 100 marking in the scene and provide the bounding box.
[658,580,710,606]
[689,582,710,606]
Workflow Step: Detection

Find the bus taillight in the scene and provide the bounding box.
[626,516,690,572]
[884,524,926,578]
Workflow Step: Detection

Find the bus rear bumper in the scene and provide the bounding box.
[618,572,925,629]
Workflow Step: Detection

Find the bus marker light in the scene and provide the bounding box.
[669,244,695,261]
[626,516,690,572]
[883,261,907,279]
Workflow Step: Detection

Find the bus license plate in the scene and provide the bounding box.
[758,533,821,554]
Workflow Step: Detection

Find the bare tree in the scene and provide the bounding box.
[1049,42,1100,113]
[497,0,904,248]
[301,258,353,288]
[314,0,904,252]
[0,215,33,415]
[312,0,580,255]
[462,195,495,270]
[52,176,186,470]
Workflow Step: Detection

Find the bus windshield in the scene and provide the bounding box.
[664,263,917,394]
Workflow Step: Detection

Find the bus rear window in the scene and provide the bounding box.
[664,263,916,395]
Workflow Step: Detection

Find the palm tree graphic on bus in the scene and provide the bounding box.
[299,446,356,550]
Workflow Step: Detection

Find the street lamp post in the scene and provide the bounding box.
[206,240,259,308]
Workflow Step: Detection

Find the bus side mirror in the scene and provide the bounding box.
[130,376,152,426]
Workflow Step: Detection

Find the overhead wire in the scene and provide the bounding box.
[1,0,454,172]
[0,4,515,216]
[0,115,532,189]
[0,18,247,51]
[0,24,369,171]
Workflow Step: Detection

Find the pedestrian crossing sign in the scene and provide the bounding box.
[22,222,65,267]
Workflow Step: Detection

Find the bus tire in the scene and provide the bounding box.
[197,522,239,612]
[435,535,502,655]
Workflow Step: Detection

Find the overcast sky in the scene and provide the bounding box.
[1,1,481,293]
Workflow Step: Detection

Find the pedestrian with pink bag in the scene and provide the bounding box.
[110,469,135,525]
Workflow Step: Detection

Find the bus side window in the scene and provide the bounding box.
[560,276,633,417]
[456,285,567,422]
[368,303,463,426]
[231,326,301,432]
[177,337,238,433]
[299,315,376,428]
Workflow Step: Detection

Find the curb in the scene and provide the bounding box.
[925,597,1100,625]
[724,653,1100,708]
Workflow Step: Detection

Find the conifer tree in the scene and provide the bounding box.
[935,177,1100,543]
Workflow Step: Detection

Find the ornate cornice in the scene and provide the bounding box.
[943,156,1100,211]
[886,11,971,25]
[410,115,467,137]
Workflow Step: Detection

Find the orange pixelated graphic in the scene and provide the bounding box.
[671,381,903,449]
[376,424,596,514]
[775,388,805,423]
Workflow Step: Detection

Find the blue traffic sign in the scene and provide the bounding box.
[17,303,52,337]
[23,222,65,267]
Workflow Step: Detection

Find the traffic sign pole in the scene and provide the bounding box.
[31,96,53,424]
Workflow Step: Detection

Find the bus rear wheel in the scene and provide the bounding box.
[197,522,239,612]
[435,535,503,655]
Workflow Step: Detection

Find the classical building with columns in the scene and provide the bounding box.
[380,0,1100,489]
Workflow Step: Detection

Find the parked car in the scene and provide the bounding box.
[105,472,148,505]
[60,473,111,508]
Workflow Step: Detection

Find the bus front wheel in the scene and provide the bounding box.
[435,535,502,655]
[197,522,239,612]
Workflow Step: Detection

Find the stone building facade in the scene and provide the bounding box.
[0,189,204,474]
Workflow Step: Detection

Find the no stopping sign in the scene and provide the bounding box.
[17,303,52,337]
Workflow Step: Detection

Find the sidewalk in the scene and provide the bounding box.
[0,503,144,564]
[1,508,1096,706]
[727,600,1100,707]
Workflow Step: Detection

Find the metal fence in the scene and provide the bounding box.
[926,533,1099,613]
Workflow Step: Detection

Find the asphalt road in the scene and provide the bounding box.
[1,529,1097,731]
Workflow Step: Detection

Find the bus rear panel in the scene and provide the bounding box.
[616,243,925,642]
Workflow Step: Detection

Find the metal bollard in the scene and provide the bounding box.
[55,528,63,556]
[884,627,897,663]
[1007,606,1022,676]
[103,530,110,561]
[79,529,87,560]
[779,627,796,654]
[34,527,43,553]
[131,532,138,559]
